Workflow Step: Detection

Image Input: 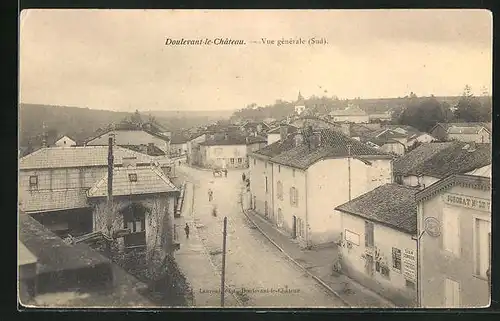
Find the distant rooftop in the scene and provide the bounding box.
[394,141,491,178]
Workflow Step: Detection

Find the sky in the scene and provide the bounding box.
[19,9,492,112]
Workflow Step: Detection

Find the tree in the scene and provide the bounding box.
[399,97,447,132]
[131,109,143,125]
[454,85,484,122]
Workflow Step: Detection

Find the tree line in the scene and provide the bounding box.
[395,85,491,132]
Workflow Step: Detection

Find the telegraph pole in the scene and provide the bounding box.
[347,144,352,201]
[221,216,227,307]
[106,133,115,254]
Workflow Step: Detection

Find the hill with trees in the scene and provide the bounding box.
[19,104,232,152]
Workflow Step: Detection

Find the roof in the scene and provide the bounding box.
[55,135,76,142]
[329,104,367,116]
[393,141,491,178]
[169,132,190,144]
[19,189,89,213]
[84,126,170,145]
[416,174,491,203]
[269,129,392,170]
[367,137,404,147]
[19,214,152,307]
[199,132,267,146]
[252,134,298,158]
[19,146,154,170]
[335,183,420,235]
[87,165,179,198]
[267,125,299,135]
[349,124,377,137]
[432,122,492,134]
[121,144,166,156]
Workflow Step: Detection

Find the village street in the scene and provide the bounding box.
[175,163,346,307]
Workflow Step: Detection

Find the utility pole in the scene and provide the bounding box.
[221,216,227,307]
[347,144,352,201]
[106,133,115,255]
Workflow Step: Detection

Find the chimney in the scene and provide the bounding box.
[294,133,304,147]
[147,143,154,155]
[41,122,48,148]
[280,125,288,141]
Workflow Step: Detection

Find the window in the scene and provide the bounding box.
[474,218,491,278]
[443,207,460,256]
[278,165,281,173]
[365,221,374,247]
[277,208,283,227]
[290,187,298,207]
[345,230,360,246]
[392,248,402,272]
[126,220,143,233]
[128,173,138,182]
[230,158,235,164]
[277,181,283,200]
[444,278,460,307]
[292,169,296,177]
[29,175,38,188]
[265,176,268,193]
[238,158,242,164]
[405,279,416,290]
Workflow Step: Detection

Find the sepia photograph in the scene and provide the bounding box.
[18,9,492,309]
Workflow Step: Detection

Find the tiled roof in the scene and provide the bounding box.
[170,132,190,144]
[19,146,154,170]
[87,165,178,198]
[252,134,297,158]
[394,141,491,178]
[19,189,89,213]
[335,183,420,234]
[120,144,166,156]
[199,132,266,146]
[269,129,392,170]
[349,124,376,137]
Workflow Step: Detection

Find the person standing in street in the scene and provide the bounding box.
[242,173,246,182]
[208,189,213,202]
[184,223,190,239]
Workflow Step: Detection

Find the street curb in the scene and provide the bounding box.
[238,191,351,307]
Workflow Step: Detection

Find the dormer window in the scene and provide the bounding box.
[29,175,38,188]
[129,173,138,182]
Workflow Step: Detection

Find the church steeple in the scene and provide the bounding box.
[297,91,304,103]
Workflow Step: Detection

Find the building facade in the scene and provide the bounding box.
[335,184,420,307]
[417,174,491,308]
[55,135,77,147]
[430,123,491,143]
[249,128,394,248]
